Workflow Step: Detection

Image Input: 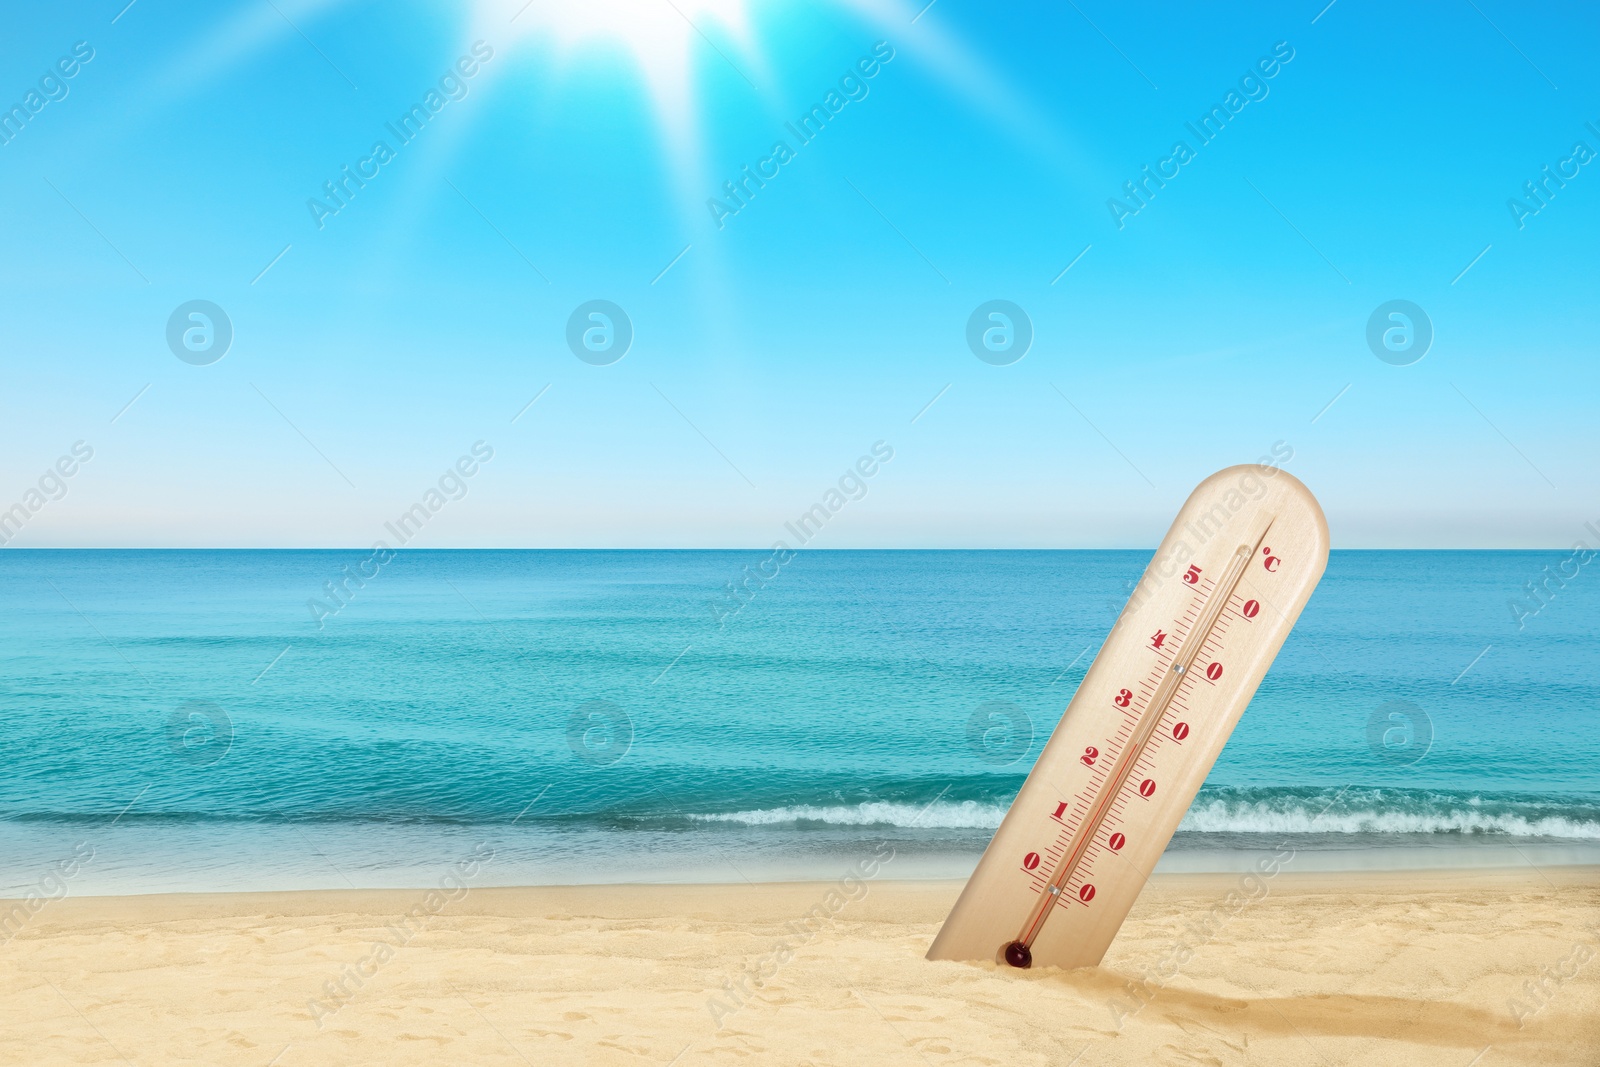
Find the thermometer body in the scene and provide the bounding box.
[927,465,1329,970]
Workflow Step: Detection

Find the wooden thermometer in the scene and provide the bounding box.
[928,465,1328,970]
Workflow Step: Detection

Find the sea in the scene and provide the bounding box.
[2,549,1597,895]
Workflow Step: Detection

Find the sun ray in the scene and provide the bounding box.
[468,0,762,245]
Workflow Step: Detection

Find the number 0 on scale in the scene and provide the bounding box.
[927,465,1329,970]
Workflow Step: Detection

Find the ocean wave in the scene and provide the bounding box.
[687,800,1009,830]
[1177,788,1600,839]
[7,787,1596,841]
[683,788,1600,840]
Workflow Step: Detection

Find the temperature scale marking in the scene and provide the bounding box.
[927,466,1329,971]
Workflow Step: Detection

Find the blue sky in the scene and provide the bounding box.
[1,0,1596,547]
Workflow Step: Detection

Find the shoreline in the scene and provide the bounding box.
[9,862,1600,904]
[4,869,1596,1065]
[5,826,1600,899]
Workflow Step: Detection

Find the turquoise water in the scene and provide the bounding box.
[2,549,1597,893]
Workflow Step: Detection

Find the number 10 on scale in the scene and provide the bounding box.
[927,466,1328,970]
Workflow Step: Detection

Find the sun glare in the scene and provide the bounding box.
[495,0,755,112]
[476,0,758,229]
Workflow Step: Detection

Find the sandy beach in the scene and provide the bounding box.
[1,867,1595,1066]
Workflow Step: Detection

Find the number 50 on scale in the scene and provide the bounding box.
[928,465,1329,970]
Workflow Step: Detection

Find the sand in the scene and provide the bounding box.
[1,868,1596,1066]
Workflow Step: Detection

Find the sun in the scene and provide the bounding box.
[504,0,754,64]
[472,0,759,211]
[488,0,757,121]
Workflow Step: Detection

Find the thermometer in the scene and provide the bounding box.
[927,465,1328,970]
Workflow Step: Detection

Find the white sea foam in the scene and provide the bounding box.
[687,801,1008,830]
[1178,799,1600,839]
[684,796,1600,839]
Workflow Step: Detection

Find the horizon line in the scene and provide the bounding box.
[0,546,1575,553]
